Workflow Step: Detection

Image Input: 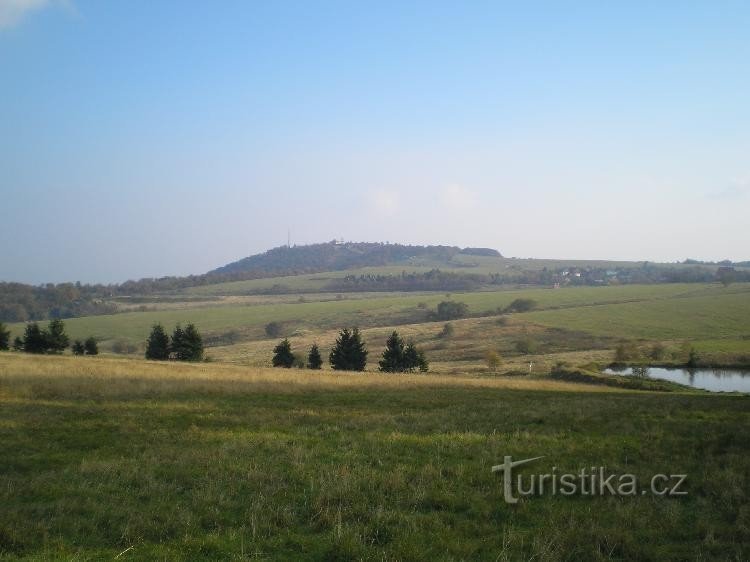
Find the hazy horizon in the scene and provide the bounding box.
[2,1,749,284]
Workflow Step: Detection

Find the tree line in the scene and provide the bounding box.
[272,328,428,373]
[145,323,204,362]
[0,320,98,355]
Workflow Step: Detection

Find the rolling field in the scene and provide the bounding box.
[9,283,750,370]
[0,354,748,560]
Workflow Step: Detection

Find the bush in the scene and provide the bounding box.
[265,321,283,338]
[435,301,469,321]
[485,350,501,371]
[72,340,85,355]
[649,343,666,360]
[504,298,537,313]
[292,352,306,369]
[84,337,99,355]
[614,342,639,362]
[438,323,454,338]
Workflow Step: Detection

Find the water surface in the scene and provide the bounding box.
[603,366,750,393]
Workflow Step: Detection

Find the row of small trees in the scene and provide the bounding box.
[0,320,98,355]
[145,323,204,362]
[272,328,428,372]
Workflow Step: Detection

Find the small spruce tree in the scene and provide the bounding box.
[46,319,69,353]
[22,322,48,354]
[307,343,323,369]
[145,324,170,360]
[171,325,186,360]
[179,324,203,361]
[379,331,405,372]
[272,338,295,368]
[329,327,367,371]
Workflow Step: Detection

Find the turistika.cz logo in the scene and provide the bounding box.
[492,456,687,504]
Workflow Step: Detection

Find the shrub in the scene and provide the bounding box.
[435,301,469,321]
[438,323,454,339]
[84,336,99,355]
[292,352,306,369]
[265,322,283,338]
[614,342,639,362]
[72,340,85,355]
[485,350,501,371]
[649,343,666,360]
[504,298,537,313]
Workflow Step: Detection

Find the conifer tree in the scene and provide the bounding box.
[307,343,323,369]
[46,319,69,353]
[404,341,429,372]
[145,324,170,360]
[379,331,405,372]
[329,327,367,371]
[179,324,203,361]
[22,322,48,354]
[171,325,186,360]
[272,338,295,368]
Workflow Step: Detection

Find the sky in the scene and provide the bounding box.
[1,0,749,284]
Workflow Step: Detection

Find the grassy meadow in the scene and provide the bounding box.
[9,282,749,370]
[1,354,748,560]
[3,272,750,560]
[6,274,749,396]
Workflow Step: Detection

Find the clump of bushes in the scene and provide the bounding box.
[504,298,537,313]
[435,301,469,321]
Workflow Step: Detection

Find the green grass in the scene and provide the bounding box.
[525,290,750,340]
[0,355,748,560]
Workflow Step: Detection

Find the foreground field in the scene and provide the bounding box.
[1,355,748,560]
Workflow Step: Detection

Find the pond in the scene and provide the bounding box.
[603,366,750,393]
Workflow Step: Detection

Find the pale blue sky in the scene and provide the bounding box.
[1,1,749,283]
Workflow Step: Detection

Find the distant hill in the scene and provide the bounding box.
[210,241,502,276]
